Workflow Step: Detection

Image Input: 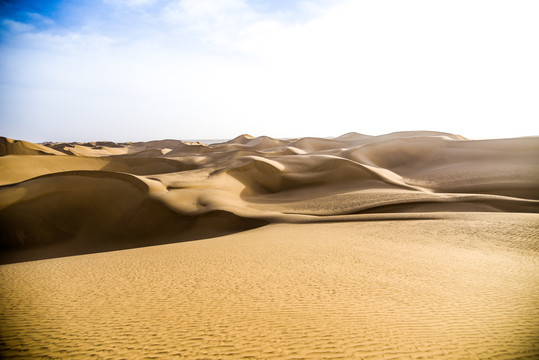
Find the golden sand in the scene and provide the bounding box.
[0,132,538,358]
[1,215,538,358]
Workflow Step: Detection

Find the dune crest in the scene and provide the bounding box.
[0,132,538,262]
[0,137,65,156]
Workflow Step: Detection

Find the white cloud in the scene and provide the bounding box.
[1,0,538,141]
[103,0,158,7]
[26,12,55,26]
[230,0,539,138]
[1,19,35,33]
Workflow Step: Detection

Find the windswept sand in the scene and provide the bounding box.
[0,132,538,358]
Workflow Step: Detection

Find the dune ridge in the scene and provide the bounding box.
[0,131,538,262]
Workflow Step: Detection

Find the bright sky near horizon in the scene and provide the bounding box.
[0,0,538,142]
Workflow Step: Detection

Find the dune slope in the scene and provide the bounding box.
[1,213,538,359]
[0,132,538,262]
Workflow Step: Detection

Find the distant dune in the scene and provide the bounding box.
[0,132,538,263]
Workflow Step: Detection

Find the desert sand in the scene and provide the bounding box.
[0,131,538,358]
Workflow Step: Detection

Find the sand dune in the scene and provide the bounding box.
[0,170,265,263]
[0,136,65,156]
[1,131,538,358]
[0,131,538,262]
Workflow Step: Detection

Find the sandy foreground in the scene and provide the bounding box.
[0,131,538,358]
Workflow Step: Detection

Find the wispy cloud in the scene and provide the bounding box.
[1,0,538,141]
[2,19,35,33]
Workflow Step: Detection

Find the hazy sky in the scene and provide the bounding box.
[1,0,538,142]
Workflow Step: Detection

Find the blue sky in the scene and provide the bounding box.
[1,0,538,142]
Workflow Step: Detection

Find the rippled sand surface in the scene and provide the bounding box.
[1,213,538,359]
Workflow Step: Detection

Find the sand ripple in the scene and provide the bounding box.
[1,214,538,359]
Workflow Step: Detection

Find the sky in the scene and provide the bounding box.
[0,0,538,142]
